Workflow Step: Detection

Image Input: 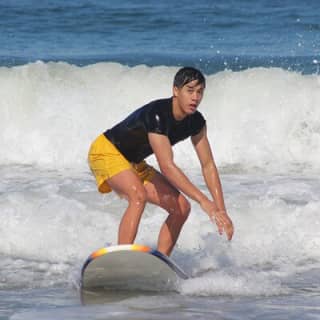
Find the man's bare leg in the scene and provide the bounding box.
[144,172,190,256]
[107,169,147,244]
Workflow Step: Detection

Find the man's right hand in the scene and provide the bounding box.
[200,199,234,240]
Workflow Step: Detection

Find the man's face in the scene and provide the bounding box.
[173,80,205,115]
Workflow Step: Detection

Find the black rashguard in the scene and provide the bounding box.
[104,97,206,163]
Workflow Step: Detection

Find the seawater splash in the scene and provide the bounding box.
[205,68,320,173]
[175,175,320,297]
[1,62,320,297]
[2,164,320,297]
[1,61,320,173]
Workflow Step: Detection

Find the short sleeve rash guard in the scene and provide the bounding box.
[104,97,206,163]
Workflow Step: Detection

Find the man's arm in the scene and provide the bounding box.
[148,132,209,204]
[148,131,233,240]
[191,125,234,240]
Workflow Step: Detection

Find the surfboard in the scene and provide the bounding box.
[80,244,188,291]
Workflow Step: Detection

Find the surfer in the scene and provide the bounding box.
[88,67,234,256]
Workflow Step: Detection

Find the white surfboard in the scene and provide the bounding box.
[80,244,188,291]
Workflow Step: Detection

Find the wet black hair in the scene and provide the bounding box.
[173,67,206,88]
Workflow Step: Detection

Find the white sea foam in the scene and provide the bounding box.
[1,62,320,297]
[1,164,320,296]
[1,61,320,173]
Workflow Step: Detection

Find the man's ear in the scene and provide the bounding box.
[173,86,179,97]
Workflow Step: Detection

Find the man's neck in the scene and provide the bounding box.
[172,97,186,121]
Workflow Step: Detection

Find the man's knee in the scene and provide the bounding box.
[163,195,190,224]
[128,185,147,207]
[178,196,191,221]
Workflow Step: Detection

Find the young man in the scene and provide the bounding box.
[88,67,234,256]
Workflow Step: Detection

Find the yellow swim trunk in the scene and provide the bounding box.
[88,134,156,193]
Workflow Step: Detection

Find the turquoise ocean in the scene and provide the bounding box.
[1,1,320,319]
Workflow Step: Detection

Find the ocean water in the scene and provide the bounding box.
[1,1,320,319]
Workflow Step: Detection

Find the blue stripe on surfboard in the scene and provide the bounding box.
[150,249,189,279]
